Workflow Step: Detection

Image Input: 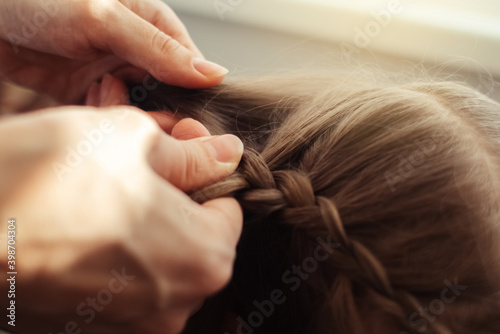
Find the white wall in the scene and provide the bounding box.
[171,3,500,102]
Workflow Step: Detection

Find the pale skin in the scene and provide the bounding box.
[0,0,229,104]
[0,1,242,333]
[0,104,244,334]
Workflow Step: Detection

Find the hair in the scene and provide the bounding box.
[130,73,500,334]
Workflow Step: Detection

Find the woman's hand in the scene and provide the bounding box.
[0,105,243,333]
[0,0,228,104]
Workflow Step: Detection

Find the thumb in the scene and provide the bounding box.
[94,2,228,88]
[149,134,244,191]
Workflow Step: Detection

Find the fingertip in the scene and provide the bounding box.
[86,82,100,107]
[149,132,243,191]
[171,118,211,140]
[192,58,229,79]
[149,54,227,89]
[147,111,179,134]
[201,134,244,165]
[99,74,130,106]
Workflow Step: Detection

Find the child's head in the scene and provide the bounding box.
[133,75,500,334]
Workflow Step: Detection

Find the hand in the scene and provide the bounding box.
[0,0,228,104]
[0,105,243,333]
[84,71,184,133]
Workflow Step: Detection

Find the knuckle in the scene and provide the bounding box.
[45,109,92,145]
[76,0,113,40]
[181,146,206,186]
[151,30,181,57]
[168,29,188,44]
[94,107,162,153]
[78,0,105,23]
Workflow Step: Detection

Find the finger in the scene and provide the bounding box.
[85,82,101,106]
[98,74,130,106]
[148,133,243,191]
[171,118,211,140]
[133,0,205,58]
[199,197,243,248]
[185,197,243,295]
[91,2,228,88]
[148,112,179,134]
[0,40,127,103]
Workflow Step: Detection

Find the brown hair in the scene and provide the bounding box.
[131,74,500,334]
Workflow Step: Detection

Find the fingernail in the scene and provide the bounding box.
[100,74,114,104]
[203,135,243,164]
[193,58,229,78]
[86,82,100,106]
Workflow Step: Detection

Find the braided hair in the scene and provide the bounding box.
[131,74,500,334]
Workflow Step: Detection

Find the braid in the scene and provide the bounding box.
[192,148,453,334]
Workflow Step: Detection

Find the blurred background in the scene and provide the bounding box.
[165,0,500,102]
